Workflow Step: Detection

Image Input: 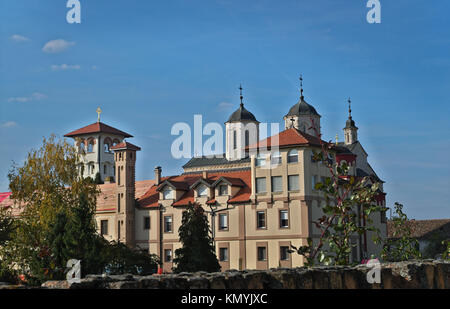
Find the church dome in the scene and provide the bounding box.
[285,98,320,117]
[226,103,258,123]
[345,117,356,128]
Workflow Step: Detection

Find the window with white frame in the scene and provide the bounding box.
[164,216,173,233]
[255,153,266,167]
[280,210,289,228]
[288,175,299,191]
[256,177,266,193]
[271,151,282,165]
[219,185,228,196]
[164,249,172,262]
[219,213,228,230]
[197,184,208,197]
[257,211,266,229]
[163,187,174,199]
[287,149,298,163]
[271,176,282,193]
[219,247,229,261]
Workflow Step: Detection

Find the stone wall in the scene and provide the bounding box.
[41,260,449,289]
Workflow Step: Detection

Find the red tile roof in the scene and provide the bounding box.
[64,122,133,138]
[110,141,141,151]
[247,128,323,150]
[387,219,450,240]
[138,170,252,208]
[0,192,12,204]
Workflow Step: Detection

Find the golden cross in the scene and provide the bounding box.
[335,134,339,145]
[96,107,102,122]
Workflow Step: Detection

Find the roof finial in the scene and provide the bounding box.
[239,84,244,107]
[335,133,339,145]
[348,98,352,119]
[96,107,102,122]
[299,74,304,101]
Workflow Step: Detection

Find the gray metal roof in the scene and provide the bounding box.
[285,98,320,117]
[226,103,258,123]
[183,155,251,169]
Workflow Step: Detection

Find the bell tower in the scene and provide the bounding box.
[343,98,358,145]
[225,85,259,160]
[111,141,141,246]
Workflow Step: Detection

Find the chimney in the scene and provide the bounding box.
[154,166,162,185]
[202,170,208,179]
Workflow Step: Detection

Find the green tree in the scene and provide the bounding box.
[2,135,99,284]
[0,207,17,283]
[173,202,221,273]
[290,118,384,266]
[103,242,159,275]
[381,203,421,262]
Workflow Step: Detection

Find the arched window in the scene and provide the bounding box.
[79,140,86,153]
[256,153,266,167]
[287,149,298,163]
[197,184,208,197]
[271,151,282,165]
[104,143,110,153]
[233,130,237,150]
[245,130,250,147]
[87,140,94,153]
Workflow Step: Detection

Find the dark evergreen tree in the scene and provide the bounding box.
[173,202,220,273]
[62,192,106,276]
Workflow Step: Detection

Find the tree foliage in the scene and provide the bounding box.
[103,242,159,276]
[290,119,384,266]
[381,203,422,262]
[2,135,100,284]
[173,202,221,273]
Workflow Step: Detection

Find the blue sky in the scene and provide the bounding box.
[0,0,449,219]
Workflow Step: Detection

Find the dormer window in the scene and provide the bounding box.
[219,185,228,196]
[197,184,208,197]
[163,187,174,199]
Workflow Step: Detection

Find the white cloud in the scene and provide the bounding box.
[51,64,81,71]
[218,101,234,110]
[42,39,75,53]
[11,34,30,42]
[8,92,47,103]
[91,65,98,70]
[1,121,17,128]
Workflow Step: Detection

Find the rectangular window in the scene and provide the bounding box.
[144,216,150,230]
[280,246,290,261]
[256,177,266,193]
[256,155,266,167]
[257,211,266,229]
[164,216,173,233]
[197,185,208,197]
[288,175,299,191]
[164,249,172,262]
[163,188,173,200]
[233,130,237,150]
[100,220,108,236]
[312,175,318,191]
[280,210,289,228]
[117,194,121,212]
[257,246,267,261]
[219,185,228,196]
[219,247,229,262]
[271,176,282,193]
[219,213,228,230]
